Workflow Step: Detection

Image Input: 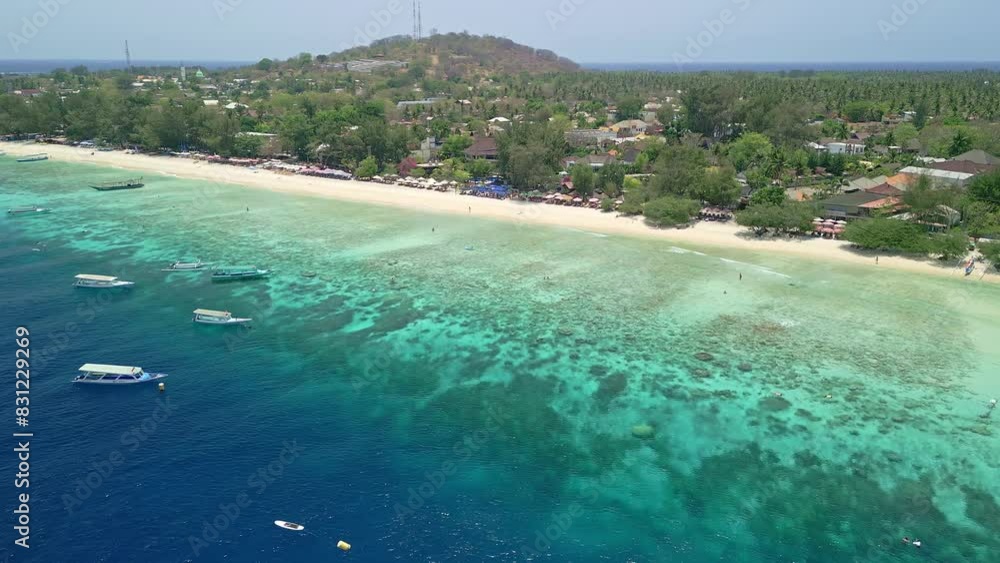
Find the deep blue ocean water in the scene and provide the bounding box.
[1,156,999,562]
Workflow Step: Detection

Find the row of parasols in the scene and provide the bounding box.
[538,194,619,207]
[390,177,462,190]
[812,218,848,235]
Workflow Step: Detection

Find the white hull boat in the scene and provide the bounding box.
[163,260,207,272]
[193,309,252,325]
[73,363,167,385]
[7,206,51,216]
[74,274,135,288]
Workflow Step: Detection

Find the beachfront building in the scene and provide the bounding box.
[818,191,902,219]
[412,137,442,161]
[464,137,499,160]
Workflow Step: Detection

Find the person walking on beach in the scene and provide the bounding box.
[876,256,879,265]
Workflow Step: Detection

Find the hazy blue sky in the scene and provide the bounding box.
[4,0,1000,63]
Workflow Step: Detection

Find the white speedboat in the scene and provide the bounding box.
[162,260,207,272]
[193,308,252,325]
[73,363,167,385]
[74,274,135,288]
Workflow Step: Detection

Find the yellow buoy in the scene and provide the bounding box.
[337,540,351,552]
[158,382,165,392]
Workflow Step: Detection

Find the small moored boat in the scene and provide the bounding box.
[193,308,252,325]
[73,363,168,385]
[162,260,207,272]
[211,266,270,282]
[74,274,135,288]
[7,205,51,216]
[17,153,48,162]
[91,177,144,191]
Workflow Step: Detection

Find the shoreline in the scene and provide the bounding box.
[3,141,997,285]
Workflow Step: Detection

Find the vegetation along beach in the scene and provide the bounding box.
[2,9,1000,563]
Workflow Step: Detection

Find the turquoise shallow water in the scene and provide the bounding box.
[1,156,999,562]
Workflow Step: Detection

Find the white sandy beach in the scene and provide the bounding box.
[3,141,997,284]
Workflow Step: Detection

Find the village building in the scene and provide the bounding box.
[464,137,499,160]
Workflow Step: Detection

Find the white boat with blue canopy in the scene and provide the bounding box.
[73,364,168,385]
[193,308,252,325]
[74,274,135,288]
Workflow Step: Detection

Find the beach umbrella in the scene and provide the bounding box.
[544,194,556,200]
[573,197,583,203]
[589,198,600,203]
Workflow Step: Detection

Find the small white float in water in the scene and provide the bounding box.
[274,520,305,531]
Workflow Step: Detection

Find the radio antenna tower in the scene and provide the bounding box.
[412,0,418,40]
[417,1,423,41]
[125,40,133,73]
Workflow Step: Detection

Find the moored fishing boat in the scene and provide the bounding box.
[17,153,48,162]
[7,205,51,216]
[211,266,270,282]
[162,259,207,272]
[73,364,167,385]
[73,274,135,288]
[91,177,144,191]
[193,308,252,325]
